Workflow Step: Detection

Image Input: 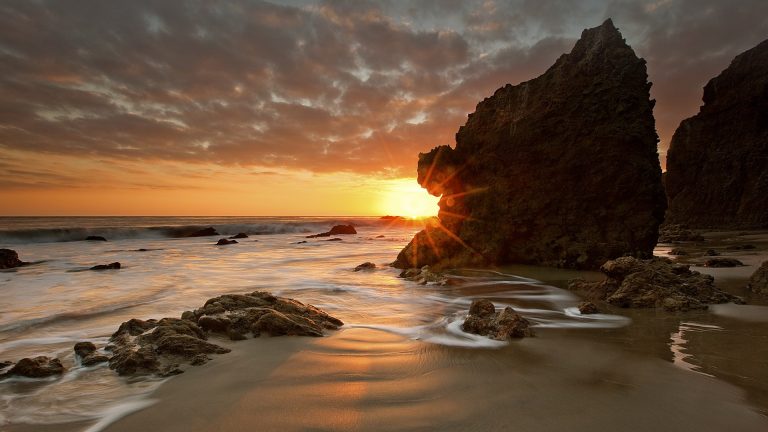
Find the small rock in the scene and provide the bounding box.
[229,233,249,239]
[376,235,385,238]
[307,224,357,238]
[747,261,768,294]
[669,248,689,256]
[90,262,121,271]
[705,249,720,256]
[3,356,65,378]
[0,249,26,269]
[294,241,308,244]
[74,342,97,358]
[704,258,744,267]
[326,238,342,242]
[85,236,107,241]
[354,262,376,272]
[216,238,238,246]
[398,265,446,285]
[462,299,533,340]
[578,301,599,315]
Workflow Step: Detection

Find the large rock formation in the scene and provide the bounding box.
[665,39,768,228]
[394,20,666,270]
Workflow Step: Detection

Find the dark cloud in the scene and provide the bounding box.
[0,0,766,179]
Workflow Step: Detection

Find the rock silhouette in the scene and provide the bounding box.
[665,39,768,228]
[395,20,665,270]
[0,249,26,269]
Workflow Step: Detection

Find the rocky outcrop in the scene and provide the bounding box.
[665,39,768,228]
[307,225,357,238]
[461,299,533,339]
[568,256,743,311]
[748,261,768,294]
[394,20,665,270]
[0,249,26,269]
[2,356,65,378]
[107,291,342,376]
[90,262,121,271]
[216,238,238,246]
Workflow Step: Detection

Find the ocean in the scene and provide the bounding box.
[1,217,767,431]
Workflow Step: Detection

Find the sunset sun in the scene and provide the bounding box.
[379,180,439,219]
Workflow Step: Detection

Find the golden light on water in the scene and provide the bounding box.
[377,180,439,219]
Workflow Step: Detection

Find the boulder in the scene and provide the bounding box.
[216,238,238,246]
[704,258,744,268]
[2,356,65,378]
[229,233,249,239]
[567,256,743,311]
[0,249,26,269]
[90,262,121,271]
[747,261,768,294]
[85,236,107,241]
[307,225,357,238]
[394,20,665,271]
[354,262,376,271]
[665,39,768,228]
[461,299,533,340]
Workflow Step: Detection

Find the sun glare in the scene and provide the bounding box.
[379,179,439,219]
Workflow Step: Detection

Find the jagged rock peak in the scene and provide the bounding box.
[395,20,665,270]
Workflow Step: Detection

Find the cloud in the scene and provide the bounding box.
[0,0,766,183]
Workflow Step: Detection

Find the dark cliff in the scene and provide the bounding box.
[665,39,768,228]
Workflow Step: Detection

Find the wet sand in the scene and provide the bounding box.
[97,326,768,432]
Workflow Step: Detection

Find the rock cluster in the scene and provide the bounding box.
[747,261,768,295]
[394,20,665,271]
[665,39,768,228]
[461,299,533,340]
[568,256,743,311]
[0,249,26,269]
[307,225,357,238]
[107,291,342,376]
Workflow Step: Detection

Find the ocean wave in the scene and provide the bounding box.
[0,218,383,244]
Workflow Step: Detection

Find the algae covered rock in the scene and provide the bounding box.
[395,20,665,270]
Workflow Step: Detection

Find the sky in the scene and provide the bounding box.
[1,0,767,216]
